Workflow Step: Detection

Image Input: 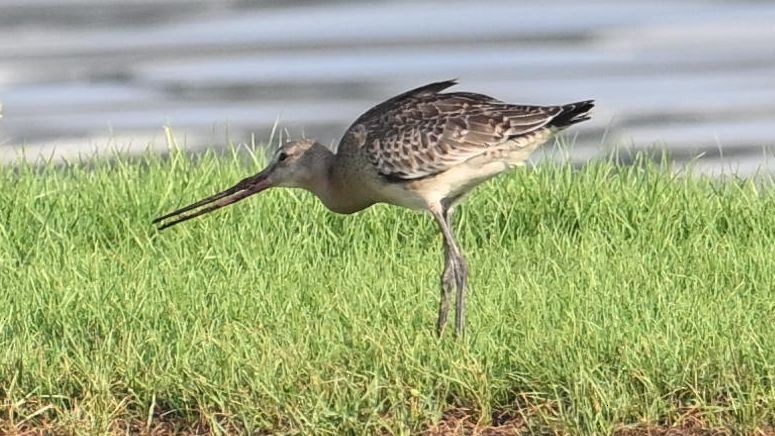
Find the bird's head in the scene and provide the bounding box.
[266,138,330,188]
[153,138,330,230]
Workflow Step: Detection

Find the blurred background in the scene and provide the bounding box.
[1,0,774,175]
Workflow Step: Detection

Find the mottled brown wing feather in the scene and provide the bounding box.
[345,80,567,180]
[347,79,460,130]
[338,80,594,180]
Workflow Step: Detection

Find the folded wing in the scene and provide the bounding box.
[344,80,592,181]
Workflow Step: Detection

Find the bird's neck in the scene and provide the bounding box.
[302,147,372,214]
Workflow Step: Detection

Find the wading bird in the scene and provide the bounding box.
[154,80,593,337]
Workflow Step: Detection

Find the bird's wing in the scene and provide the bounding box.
[347,82,564,180]
[347,79,460,129]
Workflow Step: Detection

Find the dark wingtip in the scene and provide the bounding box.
[404,79,459,98]
[550,100,595,129]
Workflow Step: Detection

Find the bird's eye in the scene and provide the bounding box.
[278,152,289,162]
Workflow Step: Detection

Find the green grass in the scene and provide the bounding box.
[2,142,775,434]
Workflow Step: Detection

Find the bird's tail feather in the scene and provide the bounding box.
[549,100,595,129]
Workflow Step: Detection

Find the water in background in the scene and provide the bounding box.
[1,0,775,175]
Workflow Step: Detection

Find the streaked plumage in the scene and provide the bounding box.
[154,80,594,337]
[343,79,591,181]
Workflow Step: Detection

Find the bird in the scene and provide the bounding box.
[153,79,594,337]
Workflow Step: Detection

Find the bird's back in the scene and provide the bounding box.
[337,79,594,183]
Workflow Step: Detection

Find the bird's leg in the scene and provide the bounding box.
[436,208,457,336]
[437,236,455,336]
[432,206,466,337]
[453,247,468,337]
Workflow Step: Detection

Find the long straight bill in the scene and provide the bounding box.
[153,171,272,230]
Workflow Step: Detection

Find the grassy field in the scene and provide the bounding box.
[2,142,775,434]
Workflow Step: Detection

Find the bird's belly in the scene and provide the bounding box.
[376,135,550,209]
[406,143,544,207]
[398,159,508,208]
[375,182,431,210]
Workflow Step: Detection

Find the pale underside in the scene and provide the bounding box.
[365,129,552,211]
